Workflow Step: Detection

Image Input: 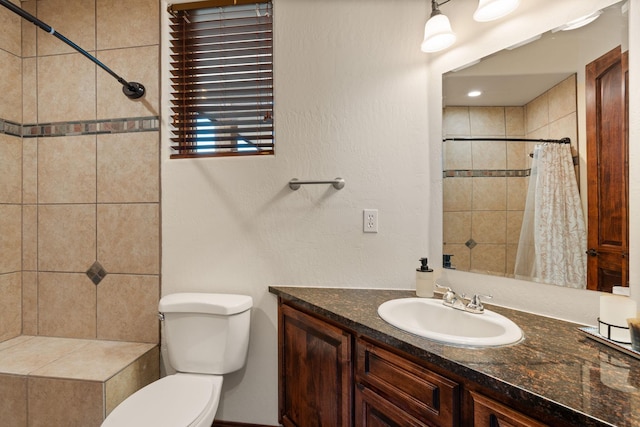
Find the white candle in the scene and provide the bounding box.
[599,295,637,343]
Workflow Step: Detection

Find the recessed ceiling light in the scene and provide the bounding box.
[468,90,482,97]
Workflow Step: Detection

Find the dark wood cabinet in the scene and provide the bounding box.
[355,384,433,427]
[278,303,352,427]
[470,391,548,427]
[278,300,553,427]
[356,339,458,427]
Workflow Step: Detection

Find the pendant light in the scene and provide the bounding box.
[473,0,520,22]
[421,0,456,53]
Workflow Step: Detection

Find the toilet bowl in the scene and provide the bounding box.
[101,293,252,427]
[101,374,223,427]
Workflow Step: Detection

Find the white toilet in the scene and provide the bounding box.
[101,292,253,427]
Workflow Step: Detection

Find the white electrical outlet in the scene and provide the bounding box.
[363,209,378,233]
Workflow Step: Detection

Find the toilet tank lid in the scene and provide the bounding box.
[159,293,253,315]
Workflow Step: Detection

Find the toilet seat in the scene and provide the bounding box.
[101,374,223,427]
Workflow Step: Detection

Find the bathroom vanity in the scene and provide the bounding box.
[270,286,640,427]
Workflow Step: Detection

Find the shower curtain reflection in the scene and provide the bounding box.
[514,143,587,288]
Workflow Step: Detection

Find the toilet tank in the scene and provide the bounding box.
[159,293,252,375]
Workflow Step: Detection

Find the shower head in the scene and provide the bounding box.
[123,82,146,99]
[0,0,146,101]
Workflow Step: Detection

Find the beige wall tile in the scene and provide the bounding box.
[0,374,27,427]
[38,204,96,272]
[23,205,37,271]
[506,211,524,245]
[442,244,469,271]
[105,346,159,415]
[38,272,97,338]
[506,141,528,170]
[38,135,97,204]
[443,139,471,170]
[443,107,470,136]
[443,178,472,212]
[22,58,37,123]
[0,205,21,273]
[28,377,103,427]
[22,272,38,335]
[37,53,96,122]
[0,134,22,203]
[471,140,506,169]
[507,176,528,211]
[21,0,37,58]
[0,0,21,56]
[98,204,159,274]
[97,132,159,203]
[36,0,96,56]
[97,274,159,343]
[505,106,524,136]
[527,125,549,140]
[471,244,506,276]
[472,211,506,244]
[549,112,577,143]
[472,177,506,210]
[22,138,38,204]
[506,243,518,277]
[525,93,548,134]
[548,75,576,123]
[97,0,159,50]
[443,211,471,244]
[0,273,22,342]
[96,46,159,119]
[0,50,22,123]
[469,107,505,136]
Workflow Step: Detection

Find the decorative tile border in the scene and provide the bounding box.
[0,116,159,138]
[0,118,22,137]
[443,169,531,178]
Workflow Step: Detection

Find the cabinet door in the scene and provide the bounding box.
[355,384,433,427]
[356,340,459,427]
[279,303,352,427]
[470,391,548,427]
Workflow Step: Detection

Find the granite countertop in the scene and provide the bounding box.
[269,286,640,427]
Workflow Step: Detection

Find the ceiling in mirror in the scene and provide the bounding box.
[443,1,628,107]
[441,1,628,291]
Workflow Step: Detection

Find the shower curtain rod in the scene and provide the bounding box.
[0,0,145,99]
[443,137,571,144]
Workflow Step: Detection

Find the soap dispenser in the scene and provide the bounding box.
[416,257,434,297]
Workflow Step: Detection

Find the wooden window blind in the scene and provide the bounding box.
[168,0,273,158]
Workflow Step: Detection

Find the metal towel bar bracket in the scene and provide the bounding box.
[289,178,345,191]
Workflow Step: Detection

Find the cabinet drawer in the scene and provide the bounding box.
[356,339,459,427]
[355,383,433,427]
[470,391,548,427]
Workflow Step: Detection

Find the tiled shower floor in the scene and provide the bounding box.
[0,335,158,427]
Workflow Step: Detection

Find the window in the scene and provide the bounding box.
[168,0,274,158]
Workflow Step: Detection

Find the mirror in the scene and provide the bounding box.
[441,1,629,290]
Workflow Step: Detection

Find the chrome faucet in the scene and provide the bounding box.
[435,284,492,314]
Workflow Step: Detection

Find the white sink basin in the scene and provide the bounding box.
[378,298,523,347]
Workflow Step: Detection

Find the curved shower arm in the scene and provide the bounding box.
[0,0,145,99]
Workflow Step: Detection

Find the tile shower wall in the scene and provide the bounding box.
[442,75,577,277]
[0,0,23,342]
[0,0,161,344]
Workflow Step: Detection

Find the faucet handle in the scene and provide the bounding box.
[434,283,451,292]
[434,283,457,304]
[466,294,492,313]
